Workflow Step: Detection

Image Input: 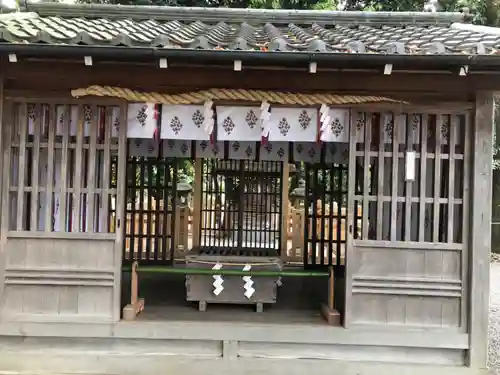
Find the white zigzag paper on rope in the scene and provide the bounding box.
[212,263,224,296]
[242,264,255,299]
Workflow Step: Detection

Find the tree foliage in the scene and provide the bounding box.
[74,0,500,25]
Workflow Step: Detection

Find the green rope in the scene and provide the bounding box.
[121,265,328,277]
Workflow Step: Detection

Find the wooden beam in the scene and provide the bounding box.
[418,115,428,242]
[86,104,98,232]
[433,115,442,243]
[468,91,494,369]
[281,162,290,259]
[102,107,112,232]
[16,104,27,231]
[361,112,371,240]
[3,62,500,96]
[390,113,398,241]
[30,104,41,231]
[44,104,55,232]
[461,113,472,331]
[72,105,84,232]
[0,73,6,304]
[191,159,202,250]
[344,107,359,328]
[58,105,70,232]
[113,101,128,322]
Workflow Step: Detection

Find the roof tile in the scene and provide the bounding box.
[1,4,500,56]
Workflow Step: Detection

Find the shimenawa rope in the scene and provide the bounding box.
[71,86,402,106]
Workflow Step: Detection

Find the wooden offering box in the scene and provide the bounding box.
[185,248,282,312]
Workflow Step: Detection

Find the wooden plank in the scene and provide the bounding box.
[6,231,115,240]
[44,104,55,232]
[352,239,463,251]
[344,109,358,328]
[362,112,371,240]
[58,105,70,233]
[404,114,414,241]
[418,115,428,242]
[447,115,456,243]
[376,114,384,240]
[113,102,128,321]
[390,113,398,241]
[468,91,493,368]
[5,61,500,95]
[86,105,98,232]
[16,104,27,231]
[192,159,202,249]
[30,104,41,231]
[281,162,289,258]
[101,107,112,233]
[72,104,84,232]
[0,78,8,302]
[461,113,471,332]
[433,115,442,243]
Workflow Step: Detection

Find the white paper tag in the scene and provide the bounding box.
[405,151,416,181]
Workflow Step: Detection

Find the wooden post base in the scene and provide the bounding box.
[123,261,145,321]
[122,298,145,321]
[321,303,341,326]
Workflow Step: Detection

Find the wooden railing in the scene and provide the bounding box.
[125,199,361,262]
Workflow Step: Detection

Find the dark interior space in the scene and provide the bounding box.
[121,268,344,325]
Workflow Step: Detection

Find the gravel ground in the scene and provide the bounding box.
[489,260,500,374]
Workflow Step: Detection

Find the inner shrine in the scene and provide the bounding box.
[0,4,493,375]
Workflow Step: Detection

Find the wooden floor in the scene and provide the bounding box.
[122,271,342,326]
[136,304,328,325]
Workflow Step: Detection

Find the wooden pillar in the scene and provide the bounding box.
[281,162,289,260]
[321,266,340,325]
[114,102,128,321]
[468,91,494,369]
[0,73,6,304]
[191,158,202,250]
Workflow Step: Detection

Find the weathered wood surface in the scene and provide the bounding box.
[1,61,495,100]
[345,111,470,329]
[0,237,116,321]
[468,91,493,368]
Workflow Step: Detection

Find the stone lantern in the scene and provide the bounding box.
[290,178,306,209]
[175,175,193,207]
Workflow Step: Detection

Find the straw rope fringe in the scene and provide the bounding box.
[71,85,402,106]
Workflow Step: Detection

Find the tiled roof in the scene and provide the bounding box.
[0,3,499,55]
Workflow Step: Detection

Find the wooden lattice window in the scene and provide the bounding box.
[5,102,123,233]
[353,111,470,243]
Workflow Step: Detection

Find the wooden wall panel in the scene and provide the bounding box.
[346,110,471,330]
[349,244,462,327]
[0,237,115,321]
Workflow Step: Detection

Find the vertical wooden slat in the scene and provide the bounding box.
[376,113,384,240]
[447,115,456,243]
[418,115,428,242]
[113,102,128,321]
[390,113,399,241]
[192,158,202,249]
[16,104,27,231]
[44,105,55,232]
[404,114,414,241]
[433,115,442,243]
[362,112,371,240]
[86,105,98,232]
[461,113,471,332]
[72,104,84,232]
[469,91,493,368]
[344,110,357,328]
[0,78,6,301]
[102,107,112,232]
[59,105,70,232]
[30,104,41,231]
[281,161,289,258]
